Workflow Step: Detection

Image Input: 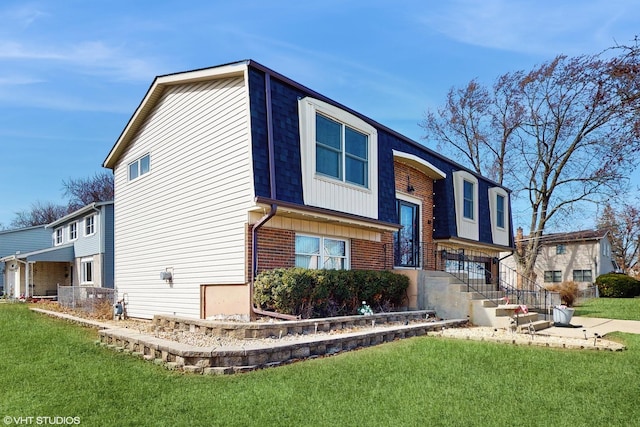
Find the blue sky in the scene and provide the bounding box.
[0,0,638,229]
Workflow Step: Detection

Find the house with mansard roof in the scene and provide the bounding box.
[103,60,514,320]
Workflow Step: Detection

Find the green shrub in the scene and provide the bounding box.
[595,273,640,298]
[254,268,409,318]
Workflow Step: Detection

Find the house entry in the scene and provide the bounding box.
[395,200,420,267]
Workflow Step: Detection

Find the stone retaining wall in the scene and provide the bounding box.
[152,310,438,339]
[99,317,467,375]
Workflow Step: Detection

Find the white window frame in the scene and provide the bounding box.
[295,234,350,270]
[54,228,63,246]
[489,187,510,246]
[453,171,479,241]
[84,215,96,236]
[81,257,94,284]
[69,221,78,241]
[298,97,378,219]
[128,153,151,181]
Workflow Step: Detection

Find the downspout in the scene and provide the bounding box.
[249,71,298,321]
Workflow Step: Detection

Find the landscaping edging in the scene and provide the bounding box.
[99,318,468,374]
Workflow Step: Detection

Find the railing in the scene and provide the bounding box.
[396,242,559,317]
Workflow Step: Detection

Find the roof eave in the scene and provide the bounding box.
[102,61,249,169]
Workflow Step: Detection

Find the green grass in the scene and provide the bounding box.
[574,298,640,320]
[2,304,640,426]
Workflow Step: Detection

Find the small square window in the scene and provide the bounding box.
[556,244,566,255]
[128,154,151,181]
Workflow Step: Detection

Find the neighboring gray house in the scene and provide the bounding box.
[0,202,114,298]
[0,225,51,296]
[503,229,617,290]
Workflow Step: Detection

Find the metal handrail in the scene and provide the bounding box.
[413,242,557,318]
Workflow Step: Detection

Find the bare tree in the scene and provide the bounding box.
[11,201,70,228]
[9,171,114,228]
[63,171,114,211]
[422,43,640,283]
[597,203,640,274]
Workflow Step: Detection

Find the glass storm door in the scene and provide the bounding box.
[395,200,420,267]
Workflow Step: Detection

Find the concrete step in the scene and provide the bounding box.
[495,304,530,317]
[517,319,552,332]
[465,290,505,300]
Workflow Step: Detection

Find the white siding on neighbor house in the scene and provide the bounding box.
[113,76,253,319]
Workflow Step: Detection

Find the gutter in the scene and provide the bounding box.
[249,71,298,321]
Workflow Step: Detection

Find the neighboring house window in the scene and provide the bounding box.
[81,258,93,284]
[544,270,562,283]
[295,235,348,270]
[573,270,593,282]
[128,153,150,181]
[496,194,505,228]
[55,228,63,245]
[556,244,566,254]
[69,222,77,241]
[85,215,95,236]
[463,180,474,220]
[316,113,368,187]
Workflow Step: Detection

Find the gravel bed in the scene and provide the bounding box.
[106,318,625,351]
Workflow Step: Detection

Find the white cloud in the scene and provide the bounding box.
[420,0,637,56]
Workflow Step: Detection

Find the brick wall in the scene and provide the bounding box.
[351,232,394,270]
[247,225,295,280]
[393,161,435,247]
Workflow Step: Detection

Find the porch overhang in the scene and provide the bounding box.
[1,244,75,263]
[392,150,447,180]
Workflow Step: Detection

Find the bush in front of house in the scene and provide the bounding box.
[595,273,640,298]
[253,268,409,318]
[544,281,579,306]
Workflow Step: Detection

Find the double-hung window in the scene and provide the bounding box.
[54,228,63,245]
[463,180,475,220]
[85,215,95,236]
[316,114,368,187]
[128,154,150,181]
[69,222,77,241]
[295,235,348,270]
[81,257,93,284]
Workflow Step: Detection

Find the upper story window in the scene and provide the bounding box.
[69,222,77,241]
[54,228,63,246]
[316,114,368,187]
[463,180,475,220]
[85,215,95,236]
[128,154,150,181]
[496,194,505,229]
[556,244,566,255]
[295,234,349,270]
[298,97,378,219]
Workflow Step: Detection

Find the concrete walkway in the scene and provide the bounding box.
[542,316,640,339]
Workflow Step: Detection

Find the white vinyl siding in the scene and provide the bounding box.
[112,76,252,319]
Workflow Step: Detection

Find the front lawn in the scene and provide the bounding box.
[1,303,639,426]
[574,297,640,320]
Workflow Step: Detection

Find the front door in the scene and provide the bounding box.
[395,200,420,267]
